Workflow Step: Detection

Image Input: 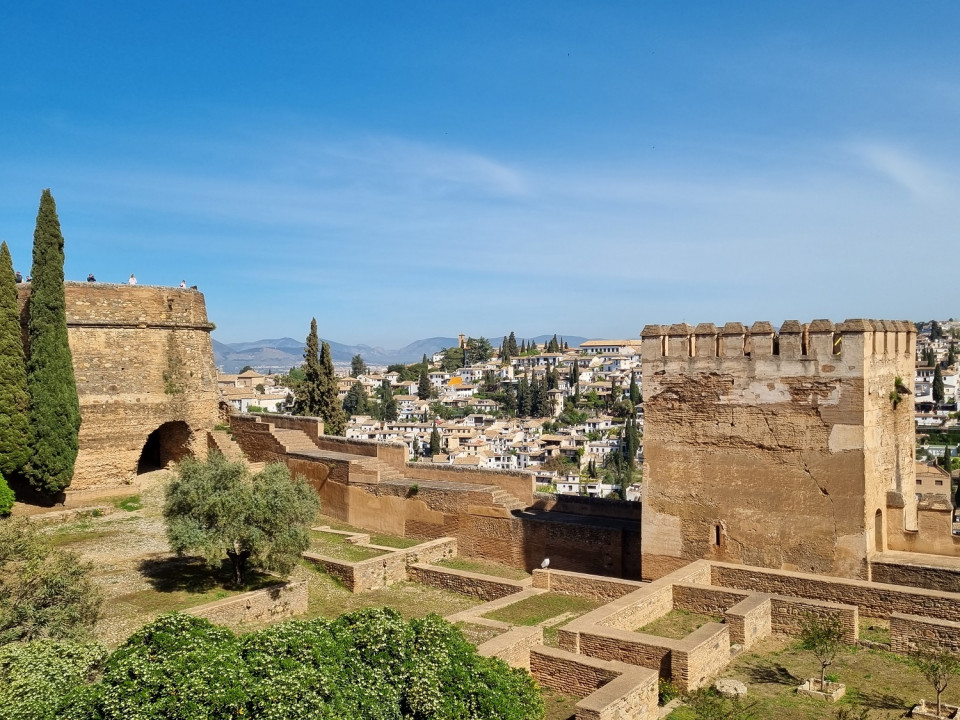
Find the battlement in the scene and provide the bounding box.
[641,319,915,364]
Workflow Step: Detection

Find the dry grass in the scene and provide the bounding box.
[434,556,532,581]
[542,688,579,720]
[639,609,724,639]
[456,622,507,646]
[308,530,387,561]
[666,636,960,720]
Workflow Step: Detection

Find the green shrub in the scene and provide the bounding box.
[0,473,14,516]
[0,640,106,720]
[658,678,680,705]
[64,608,544,720]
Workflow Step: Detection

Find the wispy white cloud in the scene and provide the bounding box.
[845,141,949,201]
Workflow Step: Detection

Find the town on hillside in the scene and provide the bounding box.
[218,322,960,505]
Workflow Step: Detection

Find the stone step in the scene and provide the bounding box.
[208,429,248,463]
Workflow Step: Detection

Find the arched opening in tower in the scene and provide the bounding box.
[137,421,192,474]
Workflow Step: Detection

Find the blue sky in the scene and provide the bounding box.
[1,2,958,346]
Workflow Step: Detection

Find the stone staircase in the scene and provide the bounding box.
[272,428,322,454]
[208,428,248,463]
[357,456,405,483]
[491,488,526,512]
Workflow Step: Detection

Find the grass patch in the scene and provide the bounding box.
[456,622,506,646]
[434,557,532,581]
[640,609,723,639]
[113,495,143,512]
[309,531,387,562]
[541,688,579,720]
[370,534,421,549]
[483,592,601,626]
[48,529,119,547]
[302,566,478,620]
[859,617,891,645]
[666,636,960,720]
[120,557,279,615]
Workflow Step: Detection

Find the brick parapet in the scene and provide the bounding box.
[670,623,730,692]
[407,563,529,601]
[768,596,858,643]
[477,625,543,670]
[724,593,772,648]
[890,612,960,654]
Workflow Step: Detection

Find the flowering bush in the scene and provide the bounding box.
[60,609,544,719]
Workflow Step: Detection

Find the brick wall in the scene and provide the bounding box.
[532,569,646,601]
[577,628,677,676]
[769,596,858,643]
[672,584,752,615]
[890,612,960,654]
[870,558,960,594]
[403,464,536,504]
[724,594,771,648]
[186,580,307,626]
[711,562,960,621]
[671,623,730,692]
[407,564,528,601]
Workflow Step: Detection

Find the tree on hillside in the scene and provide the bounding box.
[799,613,845,690]
[507,331,519,357]
[0,518,102,643]
[418,364,431,400]
[429,425,442,455]
[342,380,368,416]
[933,365,945,406]
[25,190,81,495]
[350,354,367,378]
[517,374,532,417]
[164,452,319,586]
[295,318,324,417]
[379,379,398,421]
[0,241,30,480]
[319,341,346,435]
[629,372,641,406]
[463,336,493,365]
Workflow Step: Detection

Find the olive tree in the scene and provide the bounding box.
[163,453,319,585]
[799,613,846,689]
[914,646,960,718]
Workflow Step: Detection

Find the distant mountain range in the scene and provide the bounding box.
[212,334,590,373]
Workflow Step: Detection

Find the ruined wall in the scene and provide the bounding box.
[18,283,219,489]
[641,319,916,581]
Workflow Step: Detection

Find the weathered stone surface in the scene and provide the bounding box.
[18,283,219,489]
[641,319,917,580]
[714,678,747,698]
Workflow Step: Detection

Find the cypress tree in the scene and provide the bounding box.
[0,242,30,478]
[629,372,640,406]
[342,380,368,415]
[933,365,945,406]
[507,331,519,356]
[295,318,323,416]
[25,190,81,495]
[429,425,441,455]
[418,364,431,400]
[319,341,346,435]
[379,378,398,422]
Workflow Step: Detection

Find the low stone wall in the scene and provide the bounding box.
[601,584,674,632]
[672,584,752,615]
[532,568,646,601]
[671,623,730,692]
[711,562,960,622]
[890,612,960,654]
[403,463,536,505]
[530,647,659,720]
[725,594,772,649]
[269,415,324,444]
[187,580,307,626]
[229,414,287,462]
[576,627,678,676]
[477,625,543,670]
[529,494,642,522]
[769,596,859,643]
[407,564,528,601]
[871,557,960,594]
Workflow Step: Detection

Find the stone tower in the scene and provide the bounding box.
[640,319,916,581]
[18,282,219,490]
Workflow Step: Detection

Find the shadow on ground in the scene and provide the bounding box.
[138,555,272,593]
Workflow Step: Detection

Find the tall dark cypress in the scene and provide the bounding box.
[0,242,30,478]
[25,190,81,494]
[295,318,323,417]
[319,340,346,435]
[417,364,431,400]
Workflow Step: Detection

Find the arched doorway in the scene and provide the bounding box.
[874,509,884,553]
[137,421,192,473]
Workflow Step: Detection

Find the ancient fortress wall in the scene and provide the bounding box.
[17,283,219,490]
[640,319,916,581]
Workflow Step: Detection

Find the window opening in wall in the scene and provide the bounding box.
[833,333,842,355]
[874,509,884,552]
[772,336,780,356]
[801,330,809,356]
[714,524,722,546]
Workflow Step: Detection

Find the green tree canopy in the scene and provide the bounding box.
[350,353,367,378]
[318,341,346,435]
[25,190,81,495]
[294,318,323,417]
[418,364,431,400]
[429,425,442,455]
[0,518,102,644]
[342,380,368,416]
[0,242,30,481]
[163,453,319,585]
[378,379,398,421]
[933,365,945,406]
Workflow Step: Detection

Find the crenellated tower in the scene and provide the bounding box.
[640,319,917,581]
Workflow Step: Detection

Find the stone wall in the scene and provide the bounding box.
[870,556,960,594]
[530,646,659,720]
[725,594,771,648]
[186,580,307,626]
[477,625,543,670]
[768,596,858,643]
[670,623,730,692]
[532,569,646,601]
[407,564,528,601]
[303,538,457,593]
[890,612,960,654]
[404,463,536,504]
[17,283,219,490]
[641,319,916,580]
[711,562,960,621]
